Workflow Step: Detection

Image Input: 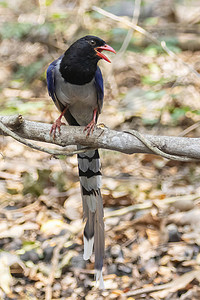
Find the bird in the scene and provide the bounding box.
[46,35,116,289]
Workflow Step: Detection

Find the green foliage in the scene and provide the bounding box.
[142,118,159,125]
[0,1,7,7]
[22,169,51,196]
[111,28,128,37]
[0,22,55,40]
[170,106,190,122]
[51,12,68,19]
[0,99,45,115]
[18,241,40,253]
[142,63,174,86]
[164,38,182,54]
[14,60,47,84]
[32,22,55,35]
[90,11,104,20]
[144,40,181,56]
[169,106,200,124]
[7,187,18,195]
[145,90,165,100]
[142,75,171,86]
[143,17,158,26]
[45,0,54,6]
[22,169,67,196]
[110,28,145,52]
[51,171,67,192]
[193,110,200,115]
[144,45,163,56]
[0,22,32,39]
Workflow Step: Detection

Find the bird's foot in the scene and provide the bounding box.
[84,120,96,136]
[50,106,68,139]
[50,118,65,139]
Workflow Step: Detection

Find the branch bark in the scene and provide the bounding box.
[0,114,200,160]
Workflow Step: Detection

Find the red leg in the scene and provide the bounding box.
[50,106,68,138]
[84,108,98,136]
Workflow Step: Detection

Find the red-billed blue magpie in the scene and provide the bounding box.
[46,35,116,288]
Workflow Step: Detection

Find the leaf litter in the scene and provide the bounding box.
[1,0,200,299]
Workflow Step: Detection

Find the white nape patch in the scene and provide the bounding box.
[95,270,105,290]
[83,236,94,260]
[78,158,100,173]
[80,175,102,191]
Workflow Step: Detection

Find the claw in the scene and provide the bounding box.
[84,120,96,136]
[84,108,98,136]
[50,106,68,139]
[50,118,65,139]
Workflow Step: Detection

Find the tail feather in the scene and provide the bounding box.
[94,191,104,270]
[78,148,105,288]
[80,175,101,191]
[96,270,105,290]
[94,191,104,289]
[83,210,94,260]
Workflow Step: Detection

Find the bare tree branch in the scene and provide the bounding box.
[0,118,92,157]
[0,114,200,161]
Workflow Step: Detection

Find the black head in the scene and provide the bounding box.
[70,35,116,63]
[60,35,115,85]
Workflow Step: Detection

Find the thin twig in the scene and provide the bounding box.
[178,121,200,137]
[104,193,199,219]
[118,0,141,55]
[125,270,200,297]
[92,6,158,44]
[38,0,47,24]
[104,201,152,219]
[124,129,197,161]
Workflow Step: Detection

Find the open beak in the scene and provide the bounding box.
[95,44,116,63]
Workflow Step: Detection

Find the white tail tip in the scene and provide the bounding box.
[95,269,105,290]
[83,236,94,260]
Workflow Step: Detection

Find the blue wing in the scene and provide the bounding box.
[94,66,104,112]
[46,56,63,103]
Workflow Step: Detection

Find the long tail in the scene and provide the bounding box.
[78,148,105,289]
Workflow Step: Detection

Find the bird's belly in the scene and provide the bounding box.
[69,103,94,126]
[56,79,97,125]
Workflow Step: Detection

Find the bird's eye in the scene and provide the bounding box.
[89,40,96,46]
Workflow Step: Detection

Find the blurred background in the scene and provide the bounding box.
[1,0,200,299]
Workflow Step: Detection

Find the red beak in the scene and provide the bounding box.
[95,44,116,63]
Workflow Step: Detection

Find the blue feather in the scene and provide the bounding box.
[46,56,63,103]
[94,67,104,110]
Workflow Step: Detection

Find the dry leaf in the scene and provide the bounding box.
[40,219,66,235]
[151,270,200,298]
[0,252,25,295]
[146,228,160,246]
[0,255,13,294]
